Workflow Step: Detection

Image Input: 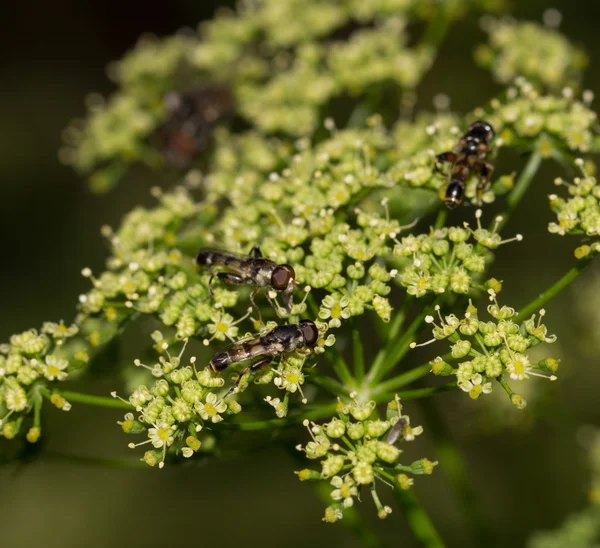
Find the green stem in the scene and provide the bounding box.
[307,293,355,387]
[434,208,447,230]
[498,151,543,231]
[367,305,433,387]
[53,390,133,410]
[419,400,492,546]
[352,325,366,384]
[225,385,455,432]
[309,374,350,398]
[392,488,445,548]
[514,257,593,322]
[372,362,432,396]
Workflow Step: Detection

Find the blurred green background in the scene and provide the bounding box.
[1,1,600,546]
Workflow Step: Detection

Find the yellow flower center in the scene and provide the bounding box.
[157,428,169,442]
[216,321,230,333]
[340,484,351,499]
[417,278,429,289]
[330,303,342,319]
[56,324,69,335]
[512,360,526,375]
[286,372,299,384]
[204,402,217,416]
[47,365,60,377]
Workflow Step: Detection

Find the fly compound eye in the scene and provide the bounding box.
[467,120,495,143]
[271,265,295,291]
[300,320,319,346]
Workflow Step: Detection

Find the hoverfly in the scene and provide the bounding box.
[435,120,495,209]
[209,319,319,395]
[155,86,234,169]
[196,246,297,322]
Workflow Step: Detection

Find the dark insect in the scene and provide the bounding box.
[385,417,407,445]
[155,86,234,168]
[435,120,495,209]
[196,246,297,322]
[209,319,319,396]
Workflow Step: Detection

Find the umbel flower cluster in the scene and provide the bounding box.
[548,159,600,259]
[426,289,559,408]
[296,395,436,522]
[2,0,600,531]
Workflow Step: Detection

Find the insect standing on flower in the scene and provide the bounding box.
[435,120,495,209]
[155,86,234,168]
[196,246,297,322]
[209,320,319,396]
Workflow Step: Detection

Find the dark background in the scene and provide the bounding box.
[1,1,600,547]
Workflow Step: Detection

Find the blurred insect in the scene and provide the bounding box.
[196,246,297,322]
[385,417,408,445]
[155,86,234,168]
[435,120,495,209]
[209,320,319,396]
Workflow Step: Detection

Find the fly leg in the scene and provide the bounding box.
[225,355,274,397]
[474,161,495,200]
[434,151,457,174]
[249,287,263,325]
[204,272,246,302]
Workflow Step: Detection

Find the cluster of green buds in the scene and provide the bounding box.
[476,18,587,89]
[116,336,242,468]
[60,0,507,191]
[425,289,559,408]
[0,321,83,441]
[483,78,598,155]
[548,159,600,259]
[77,186,210,341]
[394,210,522,297]
[296,395,436,522]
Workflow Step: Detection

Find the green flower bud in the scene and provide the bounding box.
[431,357,455,376]
[347,421,365,440]
[321,455,345,478]
[451,339,472,359]
[363,419,388,438]
[376,441,401,463]
[352,462,374,485]
[326,418,346,438]
[296,469,322,481]
[409,458,438,475]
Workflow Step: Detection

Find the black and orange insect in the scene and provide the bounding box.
[435,120,495,209]
[196,246,297,320]
[155,86,234,168]
[209,320,319,395]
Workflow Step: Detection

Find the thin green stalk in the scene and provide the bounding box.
[329,345,357,388]
[434,208,447,230]
[372,363,432,396]
[52,390,133,410]
[367,306,433,387]
[419,400,492,546]
[309,374,350,398]
[225,385,455,432]
[392,487,445,548]
[497,151,543,232]
[514,257,593,322]
[307,293,355,387]
[352,324,366,384]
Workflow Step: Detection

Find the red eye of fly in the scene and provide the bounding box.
[299,320,319,346]
[271,265,295,291]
